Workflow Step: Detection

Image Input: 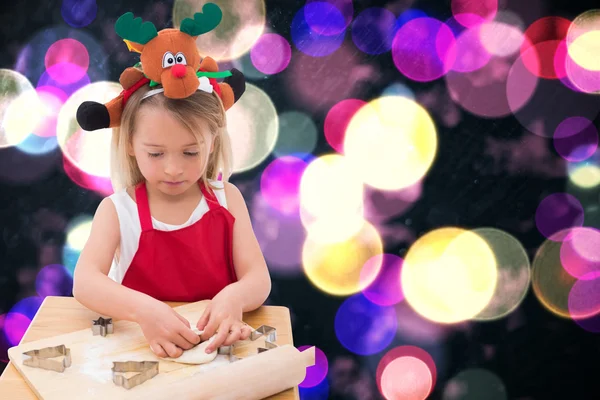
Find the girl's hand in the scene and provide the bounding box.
[196,289,252,353]
[136,299,201,358]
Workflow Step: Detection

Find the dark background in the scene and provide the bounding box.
[1,0,600,399]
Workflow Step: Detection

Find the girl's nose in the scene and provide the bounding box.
[171,64,186,79]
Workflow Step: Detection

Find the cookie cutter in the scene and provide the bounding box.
[218,344,240,362]
[112,361,159,390]
[22,344,72,372]
[217,325,278,361]
[251,325,277,344]
[92,317,113,337]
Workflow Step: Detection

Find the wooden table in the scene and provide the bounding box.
[0,296,299,399]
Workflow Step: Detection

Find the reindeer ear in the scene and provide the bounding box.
[123,40,144,53]
[115,12,158,45]
[180,3,222,37]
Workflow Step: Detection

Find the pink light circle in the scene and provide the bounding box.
[324,99,366,154]
[450,23,492,72]
[392,17,457,82]
[451,0,498,29]
[560,227,600,280]
[44,39,89,84]
[297,345,329,388]
[568,271,600,319]
[250,33,292,75]
[376,346,437,399]
[360,254,405,306]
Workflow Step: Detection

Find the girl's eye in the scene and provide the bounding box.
[148,153,162,158]
[184,152,199,156]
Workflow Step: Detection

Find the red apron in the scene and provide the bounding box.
[121,181,237,302]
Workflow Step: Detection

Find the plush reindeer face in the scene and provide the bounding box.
[115,3,222,99]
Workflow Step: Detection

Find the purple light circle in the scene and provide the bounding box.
[306,0,353,35]
[291,5,345,57]
[297,345,328,388]
[559,228,600,280]
[260,156,307,215]
[37,62,90,97]
[568,272,600,320]
[360,254,405,306]
[351,7,398,55]
[61,0,98,28]
[3,312,31,346]
[535,193,584,241]
[250,33,292,75]
[553,117,598,162]
[392,17,457,82]
[36,264,74,298]
[334,294,397,355]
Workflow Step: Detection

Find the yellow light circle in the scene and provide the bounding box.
[344,95,438,190]
[566,10,600,71]
[569,164,600,188]
[299,154,364,221]
[173,0,266,61]
[401,227,498,324]
[302,220,383,296]
[56,81,122,177]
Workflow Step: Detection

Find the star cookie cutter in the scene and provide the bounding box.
[22,344,72,372]
[92,317,114,337]
[112,361,159,390]
[251,325,278,353]
[218,344,240,362]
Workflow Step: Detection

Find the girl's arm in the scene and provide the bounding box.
[72,198,155,321]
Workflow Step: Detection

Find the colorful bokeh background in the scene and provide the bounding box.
[1,0,600,398]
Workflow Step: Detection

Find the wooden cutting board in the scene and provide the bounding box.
[6,299,300,399]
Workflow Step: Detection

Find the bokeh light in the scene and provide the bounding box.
[520,16,571,79]
[568,273,600,320]
[291,4,345,57]
[302,221,383,296]
[553,117,598,162]
[395,296,450,346]
[535,193,584,240]
[479,18,525,57]
[567,149,600,189]
[272,111,318,157]
[377,346,437,400]
[0,69,38,148]
[381,82,415,99]
[532,229,586,319]
[360,254,404,306]
[305,0,353,35]
[44,38,89,84]
[173,0,266,62]
[451,0,498,28]
[471,228,531,321]
[344,95,438,191]
[4,296,44,346]
[299,377,330,400]
[363,180,422,224]
[298,345,328,388]
[226,83,279,173]
[401,228,498,324]
[251,192,305,277]
[299,154,365,243]
[442,368,507,400]
[56,81,120,177]
[35,264,73,298]
[261,155,307,215]
[324,99,365,154]
[334,293,397,355]
[62,215,93,276]
[449,23,491,73]
[566,10,600,72]
[352,7,398,55]
[559,227,600,280]
[61,0,98,28]
[250,33,291,75]
[63,155,114,196]
[392,17,457,82]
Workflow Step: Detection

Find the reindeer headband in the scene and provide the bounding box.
[76,3,246,132]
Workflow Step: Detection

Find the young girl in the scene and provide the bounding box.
[72,73,271,359]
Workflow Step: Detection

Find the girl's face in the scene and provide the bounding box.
[129,106,212,197]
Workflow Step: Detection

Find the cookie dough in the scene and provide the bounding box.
[164,328,218,364]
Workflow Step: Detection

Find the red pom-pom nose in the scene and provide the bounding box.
[171,64,186,78]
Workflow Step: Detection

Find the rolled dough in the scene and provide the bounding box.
[163,328,218,364]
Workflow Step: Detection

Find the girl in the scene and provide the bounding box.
[72,81,272,359]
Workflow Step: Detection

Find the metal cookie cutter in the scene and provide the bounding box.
[218,344,240,362]
[112,361,159,390]
[251,325,278,353]
[22,344,72,372]
[92,317,113,337]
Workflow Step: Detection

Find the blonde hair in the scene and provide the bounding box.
[110,84,233,192]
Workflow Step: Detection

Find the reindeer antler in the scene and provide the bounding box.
[115,12,158,44]
[180,3,222,36]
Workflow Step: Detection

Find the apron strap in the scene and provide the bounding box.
[199,181,220,211]
[135,182,154,232]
